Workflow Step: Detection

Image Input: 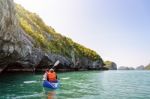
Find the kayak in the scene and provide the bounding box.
[43,80,59,89]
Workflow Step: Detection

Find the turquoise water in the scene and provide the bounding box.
[0,71,150,99]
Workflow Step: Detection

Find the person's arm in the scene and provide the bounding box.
[42,72,47,80]
[56,75,57,79]
[47,73,49,81]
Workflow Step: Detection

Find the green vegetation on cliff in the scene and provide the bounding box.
[15,4,102,61]
[145,64,150,70]
[104,61,113,69]
[104,61,117,70]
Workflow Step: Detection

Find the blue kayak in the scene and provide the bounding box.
[43,80,59,89]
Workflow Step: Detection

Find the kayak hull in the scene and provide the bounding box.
[43,80,59,89]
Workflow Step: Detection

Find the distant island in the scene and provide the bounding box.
[118,64,150,70]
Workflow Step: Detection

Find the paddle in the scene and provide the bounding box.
[50,60,60,70]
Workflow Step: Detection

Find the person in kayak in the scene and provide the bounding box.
[47,69,58,83]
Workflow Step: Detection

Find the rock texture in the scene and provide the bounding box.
[0,0,33,72]
[0,0,104,73]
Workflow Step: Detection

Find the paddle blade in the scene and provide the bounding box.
[54,60,60,66]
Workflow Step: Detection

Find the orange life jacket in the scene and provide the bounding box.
[47,71,57,81]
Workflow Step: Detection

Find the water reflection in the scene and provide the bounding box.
[47,91,55,99]
[43,88,56,99]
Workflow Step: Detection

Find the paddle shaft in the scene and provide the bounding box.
[50,60,60,70]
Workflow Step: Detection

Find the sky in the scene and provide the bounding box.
[14,0,150,67]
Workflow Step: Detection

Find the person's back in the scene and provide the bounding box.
[47,69,57,82]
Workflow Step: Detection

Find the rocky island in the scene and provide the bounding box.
[0,0,110,73]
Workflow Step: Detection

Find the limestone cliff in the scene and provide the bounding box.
[0,0,104,72]
[0,0,33,72]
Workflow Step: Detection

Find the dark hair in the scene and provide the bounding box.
[45,69,49,72]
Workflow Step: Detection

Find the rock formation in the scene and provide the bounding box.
[104,61,117,70]
[118,66,135,70]
[0,0,104,73]
[136,65,144,70]
[0,0,33,72]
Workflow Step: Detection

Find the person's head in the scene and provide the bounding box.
[45,69,49,72]
[49,69,54,72]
